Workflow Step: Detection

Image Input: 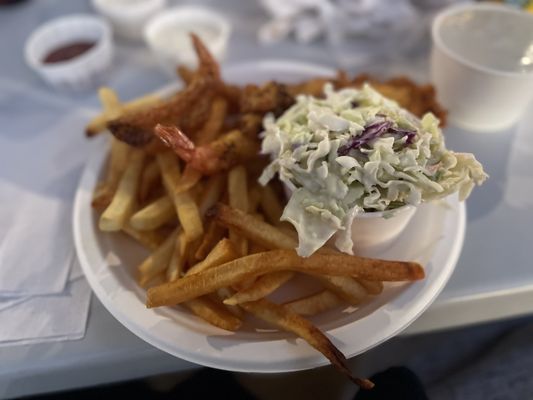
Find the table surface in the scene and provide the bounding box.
[2,0,533,398]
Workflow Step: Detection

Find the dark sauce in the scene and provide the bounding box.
[43,41,96,64]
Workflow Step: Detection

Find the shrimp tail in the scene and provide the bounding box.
[154,124,195,162]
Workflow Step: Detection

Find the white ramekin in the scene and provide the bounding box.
[431,3,533,132]
[348,204,417,255]
[144,6,231,76]
[24,14,113,91]
[91,0,166,41]
[283,185,417,255]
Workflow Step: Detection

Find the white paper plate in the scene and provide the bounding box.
[73,60,465,373]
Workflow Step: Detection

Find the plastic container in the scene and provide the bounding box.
[431,3,533,132]
[25,14,113,91]
[144,6,231,76]
[91,0,166,41]
[283,185,417,255]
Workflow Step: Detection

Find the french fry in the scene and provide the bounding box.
[139,272,167,289]
[249,241,266,254]
[240,299,374,389]
[157,152,203,241]
[228,166,249,256]
[212,205,383,305]
[194,219,226,261]
[356,279,384,295]
[186,238,203,268]
[315,276,367,305]
[210,203,296,251]
[92,181,113,210]
[175,164,202,194]
[215,288,244,318]
[186,238,238,276]
[130,195,175,231]
[247,184,262,214]
[224,271,294,305]
[198,174,226,217]
[196,97,228,145]
[99,149,145,231]
[284,290,343,316]
[122,223,166,251]
[185,296,242,331]
[146,250,424,307]
[259,184,285,226]
[91,88,134,209]
[138,229,178,286]
[166,230,187,282]
[139,160,161,203]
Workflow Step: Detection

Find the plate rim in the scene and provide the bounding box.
[73,60,466,373]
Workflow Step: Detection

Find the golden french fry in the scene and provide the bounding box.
[139,272,167,289]
[211,204,378,307]
[196,97,228,145]
[224,271,293,305]
[146,250,425,308]
[186,238,238,276]
[247,184,262,214]
[86,92,162,136]
[259,184,285,226]
[315,276,367,305]
[175,164,202,194]
[166,230,186,282]
[215,288,244,318]
[356,279,384,295]
[228,165,249,256]
[92,181,114,210]
[157,152,203,241]
[185,296,242,331]
[92,88,134,209]
[129,195,175,231]
[240,299,374,389]
[99,149,145,231]
[249,241,266,254]
[194,219,225,261]
[284,290,343,316]
[122,222,166,251]
[139,160,161,203]
[105,138,132,196]
[210,203,297,250]
[138,229,178,286]
[198,174,226,217]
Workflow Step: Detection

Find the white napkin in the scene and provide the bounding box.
[0,80,91,297]
[0,259,91,346]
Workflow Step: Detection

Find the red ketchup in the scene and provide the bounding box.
[43,41,96,64]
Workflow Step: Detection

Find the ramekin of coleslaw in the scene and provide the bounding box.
[259,83,487,257]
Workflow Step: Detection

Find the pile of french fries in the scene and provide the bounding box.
[86,34,426,390]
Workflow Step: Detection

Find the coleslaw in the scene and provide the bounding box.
[259,83,487,257]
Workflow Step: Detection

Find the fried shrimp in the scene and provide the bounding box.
[154,124,259,175]
[107,34,221,147]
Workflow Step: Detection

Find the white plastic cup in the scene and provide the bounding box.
[431,3,533,132]
[144,6,231,76]
[91,0,166,41]
[24,14,113,91]
[348,205,417,255]
[283,185,417,255]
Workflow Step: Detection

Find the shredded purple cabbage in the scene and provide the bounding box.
[337,119,416,156]
[390,127,416,145]
[338,120,392,156]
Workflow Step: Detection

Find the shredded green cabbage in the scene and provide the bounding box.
[259,83,487,257]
